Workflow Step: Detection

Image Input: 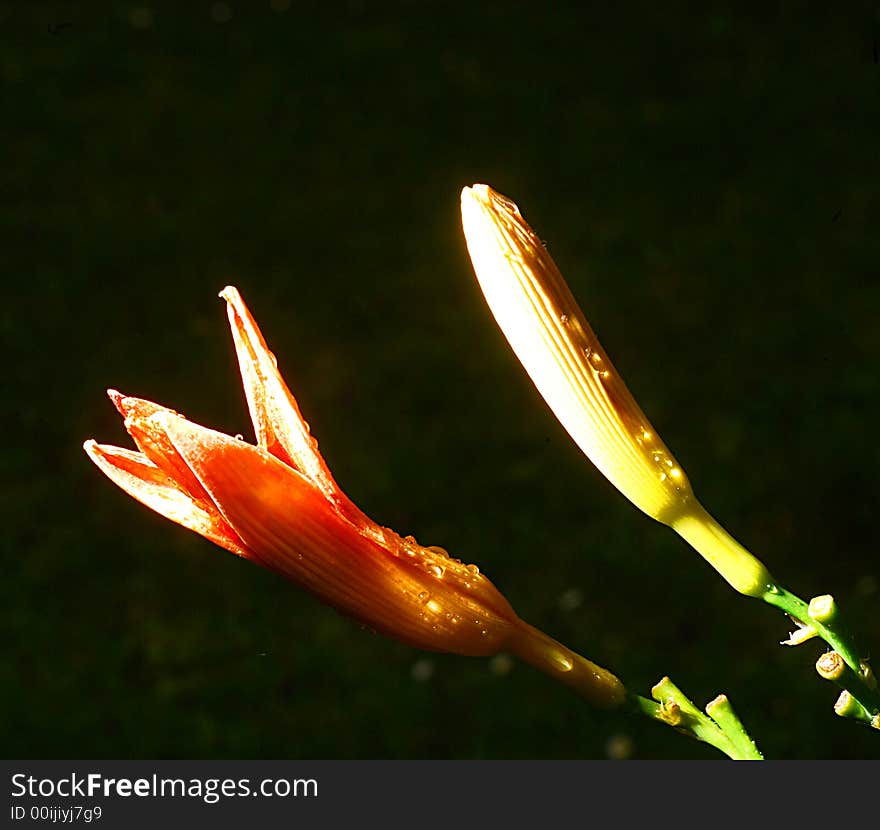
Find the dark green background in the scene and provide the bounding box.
[4,2,879,760]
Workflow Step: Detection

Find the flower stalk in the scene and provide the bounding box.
[628,680,763,759]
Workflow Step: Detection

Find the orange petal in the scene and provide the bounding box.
[219,289,335,484]
[157,411,519,655]
[220,287,402,537]
[108,390,206,494]
[83,440,252,559]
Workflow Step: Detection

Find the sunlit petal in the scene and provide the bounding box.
[461,184,773,597]
[83,440,251,558]
[155,409,519,654]
[84,285,629,705]
[461,184,691,524]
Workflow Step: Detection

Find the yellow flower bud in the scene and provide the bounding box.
[461,184,773,597]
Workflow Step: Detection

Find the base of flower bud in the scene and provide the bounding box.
[505,621,626,709]
[671,502,774,597]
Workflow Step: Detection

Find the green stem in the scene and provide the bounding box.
[510,624,766,757]
[706,694,764,759]
[762,585,862,671]
[627,679,763,760]
[672,503,877,727]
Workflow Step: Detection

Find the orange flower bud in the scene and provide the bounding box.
[84,287,625,708]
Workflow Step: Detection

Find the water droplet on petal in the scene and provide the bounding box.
[426,545,449,558]
[555,654,574,672]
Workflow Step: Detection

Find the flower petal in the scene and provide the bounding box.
[461,184,693,525]
[219,289,337,484]
[83,440,252,559]
[220,287,404,538]
[108,389,214,505]
[156,410,519,654]
[461,184,774,597]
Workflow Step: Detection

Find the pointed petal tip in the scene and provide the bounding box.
[219,285,241,304]
[106,388,126,414]
[461,183,484,204]
[83,438,124,467]
[220,286,249,332]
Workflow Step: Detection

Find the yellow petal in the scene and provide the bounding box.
[461,184,690,524]
[461,184,773,596]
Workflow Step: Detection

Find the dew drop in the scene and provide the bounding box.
[588,351,605,373]
[428,564,444,578]
[559,313,569,325]
[417,590,430,602]
[554,654,574,672]
[426,545,449,558]
[466,563,480,576]
[234,433,244,440]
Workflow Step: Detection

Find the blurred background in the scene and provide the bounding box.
[3,1,879,760]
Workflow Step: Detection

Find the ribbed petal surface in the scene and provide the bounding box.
[461,184,693,525]
[157,411,519,655]
[83,440,251,559]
